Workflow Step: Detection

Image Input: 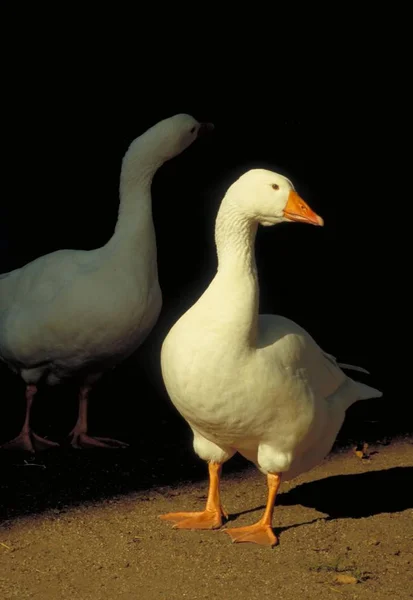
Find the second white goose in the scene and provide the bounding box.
[0,114,214,452]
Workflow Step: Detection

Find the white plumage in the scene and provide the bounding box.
[0,114,213,452]
[160,168,382,546]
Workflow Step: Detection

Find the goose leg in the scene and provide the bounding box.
[69,385,128,449]
[160,461,227,529]
[223,472,281,547]
[1,385,59,452]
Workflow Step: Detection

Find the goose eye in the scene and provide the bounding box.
[190,126,196,134]
[271,183,279,190]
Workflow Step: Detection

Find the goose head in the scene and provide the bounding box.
[227,168,324,227]
[142,114,214,162]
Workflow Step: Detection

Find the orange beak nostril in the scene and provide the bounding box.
[283,191,323,226]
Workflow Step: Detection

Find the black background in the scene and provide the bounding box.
[0,23,410,518]
[1,100,402,441]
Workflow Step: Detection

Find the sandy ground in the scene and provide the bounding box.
[0,437,412,600]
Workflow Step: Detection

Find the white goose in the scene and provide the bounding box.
[0,114,213,452]
[160,168,382,547]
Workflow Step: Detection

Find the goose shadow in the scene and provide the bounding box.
[228,466,413,524]
[0,439,249,524]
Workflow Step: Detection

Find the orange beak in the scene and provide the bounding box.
[283,190,324,226]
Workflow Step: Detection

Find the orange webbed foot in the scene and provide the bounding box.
[224,522,278,547]
[159,509,225,530]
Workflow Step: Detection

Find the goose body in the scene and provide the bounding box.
[163,312,376,480]
[0,231,161,385]
[160,168,382,546]
[0,114,213,451]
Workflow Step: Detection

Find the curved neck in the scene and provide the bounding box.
[209,196,260,346]
[104,137,164,281]
[215,198,258,275]
[115,137,164,234]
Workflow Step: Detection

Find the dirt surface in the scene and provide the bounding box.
[0,438,412,600]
